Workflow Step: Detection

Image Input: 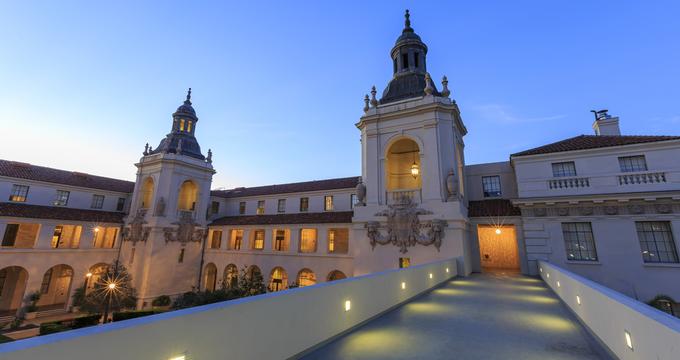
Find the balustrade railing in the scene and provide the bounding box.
[548,177,590,190]
[386,189,422,205]
[618,172,666,185]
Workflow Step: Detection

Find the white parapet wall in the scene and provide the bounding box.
[0,258,458,360]
[538,260,680,360]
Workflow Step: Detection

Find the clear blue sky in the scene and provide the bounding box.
[1,1,678,189]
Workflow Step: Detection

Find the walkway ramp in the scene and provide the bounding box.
[302,272,608,360]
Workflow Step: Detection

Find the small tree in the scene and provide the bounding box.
[237,266,266,297]
[72,260,137,317]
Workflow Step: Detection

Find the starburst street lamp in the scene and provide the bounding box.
[102,279,120,323]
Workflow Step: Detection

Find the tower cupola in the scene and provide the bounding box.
[380,10,440,104]
[149,88,205,160]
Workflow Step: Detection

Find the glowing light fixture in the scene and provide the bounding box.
[539,268,543,273]
[495,228,502,235]
[546,273,550,279]
[445,268,450,273]
[429,273,433,279]
[169,356,186,360]
[86,272,93,278]
[401,282,406,290]
[624,330,633,350]
[344,300,351,312]
[557,281,561,288]
[108,283,117,290]
[576,295,581,305]
[410,162,420,178]
[93,227,100,233]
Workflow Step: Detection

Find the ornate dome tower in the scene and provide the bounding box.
[380,10,441,104]
[149,88,205,160]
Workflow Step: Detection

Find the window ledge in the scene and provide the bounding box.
[642,262,680,268]
[565,260,602,265]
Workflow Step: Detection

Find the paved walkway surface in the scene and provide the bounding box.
[302,272,608,360]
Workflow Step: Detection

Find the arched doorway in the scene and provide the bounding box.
[177,180,198,211]
[269,267,288,292]
[86,263,109,295]
[224,264,238,289]
[386,138,422,203]
[247,265,262,281]
[36,264,74,311]
[297,268,316,287]
[203,263,217,292]
[0,266,28,316]
[327,270,347,282]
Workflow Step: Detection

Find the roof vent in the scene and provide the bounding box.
[591,109,621,136]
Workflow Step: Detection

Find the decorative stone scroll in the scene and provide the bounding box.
[365,196,447,253]
[122,209,150,244]
[163,211,207,244]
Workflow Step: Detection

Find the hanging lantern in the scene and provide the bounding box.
[411,161,420,178]
[495,228,502,235]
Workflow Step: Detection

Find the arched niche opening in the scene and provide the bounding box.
[0,266,29,315]
[140,177,155,209]
[268,267,288,292]
[203,263,217,292]
[386,138,422,192]
[177,180,198,211]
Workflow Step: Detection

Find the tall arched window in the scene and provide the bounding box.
[37,264,73,310]
[177,180,198,211]
[140,177,154,209]
[269,267,288,292]
[327,270,347,282]
[224,264,238,289]
[203,263,217,292]
[386,138,421,191]
[0,266,28,313]
[297,268,316,287]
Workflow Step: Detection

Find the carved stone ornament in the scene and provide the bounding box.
[445,169,457,200]
[534,208,547,217]
[365,196,447,253]
[163,211,208,244]
[603,206,617,215]
[557,208,569,216]
[578,206,594,216]
[355,178,366,206]
[628,204,645,215]
[122,209,150,244]
[655,204,673,214]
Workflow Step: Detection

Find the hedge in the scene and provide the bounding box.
[39,314,102,336]
[112,310,162,322]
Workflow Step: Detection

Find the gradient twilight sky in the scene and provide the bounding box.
[1,1,679,189]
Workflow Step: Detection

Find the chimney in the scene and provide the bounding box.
[591,109,621,136]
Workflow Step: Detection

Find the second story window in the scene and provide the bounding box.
[256,200,265,215]
[9,184,29,202]
[91,195,105,209]
[229,229,243,250]
[210,230,222,249]
[562,222,598,261]
[482,176,501,198]
[239,202,246,215]
[211,201,220,215]
[53,190,70,206]
[619,155,647,172]
[350,194,358,209]
[116,197,126,211]
[277,199,286,213]
[252,230,265,250]
[300,197,309,212]
[636,221,678,263]
[299,229,317,253]
[552,162,577,177]
[324,195,334,211]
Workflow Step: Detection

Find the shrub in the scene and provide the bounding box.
[112,310,160,322]
[39,322,70,336]
[72,314,102,329]
[152,295,171,307]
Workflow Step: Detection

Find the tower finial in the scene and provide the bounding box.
[404,9,411,30]
[185,88,192,104]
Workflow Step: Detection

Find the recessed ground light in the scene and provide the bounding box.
[576,295,581,305]
[624,330,633,350]
[557,281,561,288]
[445,268,449,273]
[401,282,406,290]
[345,300,351,312]
[429,273,433,279]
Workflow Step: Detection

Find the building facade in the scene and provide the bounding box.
[1,11,679,318]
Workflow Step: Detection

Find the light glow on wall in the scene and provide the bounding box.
[576,295,581,305]
[169,356,185,360]
[429,273,433,279]
[557,281,561,288]
[401,282,406,290]
[345,300,351,312]
[624,330,633,350]
[539,267,543,273]
[546,273,550,278]
[445,267,449,273]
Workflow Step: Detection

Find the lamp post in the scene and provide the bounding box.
[102,282,117,323]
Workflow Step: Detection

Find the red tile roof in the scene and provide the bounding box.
[0,159,134,193]
[211,176,360,198]
[468,199,521,218]
[211,211,353,226]
[511,135,680,157]
[0,202,126,223]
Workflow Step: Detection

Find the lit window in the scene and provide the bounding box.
[230,229,243,250]
[239,202,246,215]
[350,194,358,209]
[619,155,647,172]
[93,227,118,248]
[636,221,678,263]
[328,228,349,254]
[552,162,577,177]
[179,119,185,131]
[2,223,39,248]
[273,229,289,251]
[40,268,53,294]
[53,190,70,206]
[252,229,265,250]
[51,225,81,249]
[278,199,286,213]
[269,267,288,291]
[482,176,501,198]
[9,184,29,202]
[300,197,309,212]
[210,230,222,249]
[299,228,317,253]
[91,194,105,209]
[187,121,192,132]
[324,195,334,211]
[562,223,598,261]
[399,257,410,268]
[257,200,265,215]
[297,268,316,287]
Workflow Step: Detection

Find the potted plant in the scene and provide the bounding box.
[23,292,41,320]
